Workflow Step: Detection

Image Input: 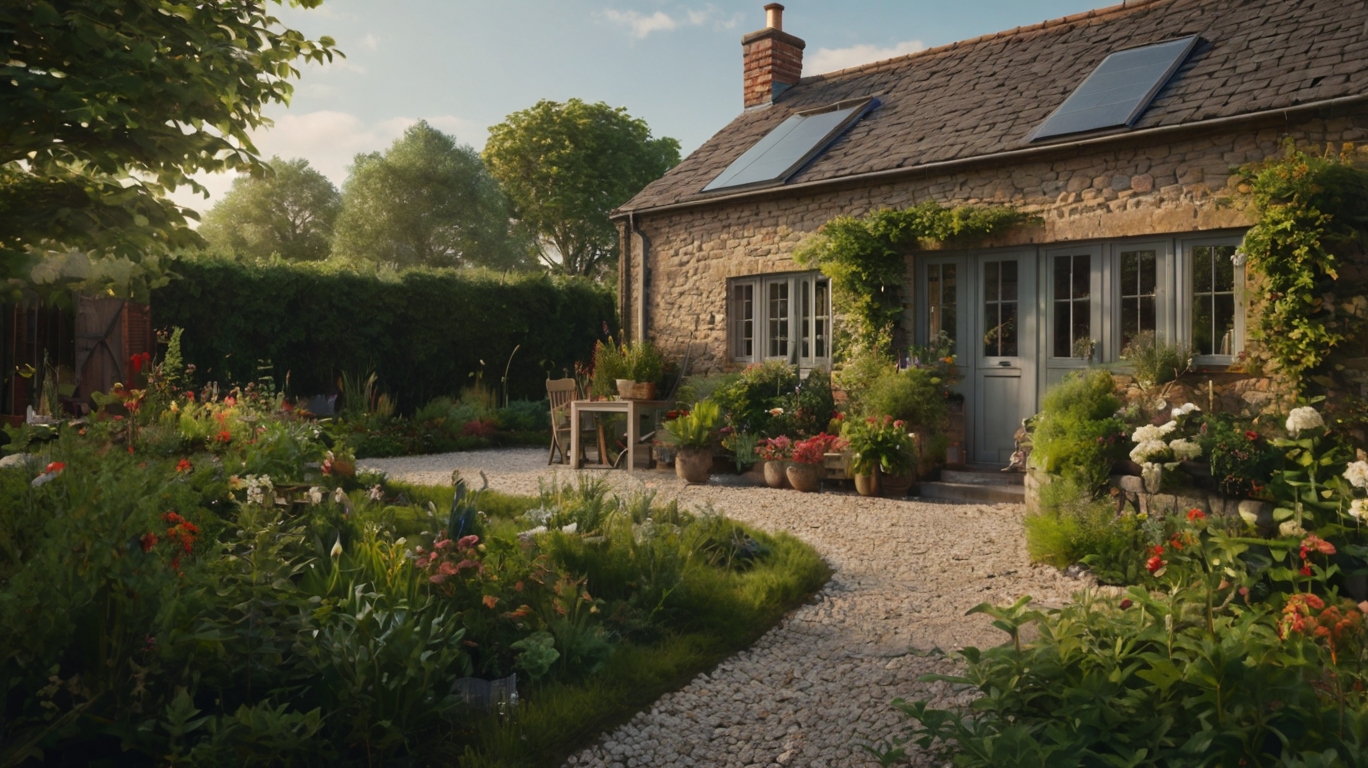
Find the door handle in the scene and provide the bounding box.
[998,360,1012,367]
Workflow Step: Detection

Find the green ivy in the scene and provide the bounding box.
[794,202,1032,356]
[1238,143,1368,392]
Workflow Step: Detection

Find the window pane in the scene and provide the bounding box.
[1213,246,1236,292]
[768,282,789,358]
[1072,298,1091,355]
[942,264,957,305]
[1121,297,1139,348]
[983,304,1000,358]
[1214,293,1235,356]
[928,265,943,338]
[1054,257,1071,298]
[1054,300,1072,358]
[1191,245,1238,356]
[1072,255,1090,299]
[1192,292,1213,355]
[799,279,811,359]
[984,261,999,302]
[815,280,829,359]
[1000,301,1018,357]
[1139,251,1156,295]
[1192,246,1212,293]
[1001,261,1018,302]
[731,283,753,359]
[1121,251,1138,296]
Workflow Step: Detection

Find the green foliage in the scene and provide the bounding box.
[795,202,1032,354]
[843,415,917,476]
[1239,143,1368,391]
[710,361,799,437]
[483,98,682,277]
[858,366,950,434]
[0,0,338,300]
[199,156,341,263]
[592,337,666,397]
[152,257,617,406]
[662,401,721,449]
[1025,476,1153,585]
[1032,370,1127,493]
[333,121,531,270]
[1120,330,1192,389]
[0,382,829,765]
[1200,414,1281,498]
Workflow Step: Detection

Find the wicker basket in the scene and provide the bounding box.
[616,380,657,400]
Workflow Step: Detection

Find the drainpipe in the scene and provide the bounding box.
[627,212,650,343]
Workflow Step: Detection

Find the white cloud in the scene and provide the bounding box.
[605,9,677,38]
[604,5,734,38]
[168,111,488,216]
[808,40,927,75]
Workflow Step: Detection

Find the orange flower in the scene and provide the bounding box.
[175,459,193,473]
[1186,508,1206,522]
[44,461,65,475]
[482,595,500,609]
[1302,535,1336,556]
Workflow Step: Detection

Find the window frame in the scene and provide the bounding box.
[1107,239,1173,361]
[1043,244,1103,366]
[1177,235,1246,366]
[727,271,832,369]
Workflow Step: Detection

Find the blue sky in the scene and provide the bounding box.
[174,0,1117,213]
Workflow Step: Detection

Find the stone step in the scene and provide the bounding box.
[939,469,1024,486]
[913,481,1026,505]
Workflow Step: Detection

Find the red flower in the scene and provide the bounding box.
[1187,508,1206,522]
[1146,555,1165,573]
[127,445,135,454]
[130,352,151,373]
[44,461,65,475]
[216,430,232,443]
[224,396,236,407]
[1119,599,1133,609]
[1302,535,1336,556]
[1169,535,1184,551]
[1300,564,1314,577]
[1245,430,1259,441]
[185,390,195,401]
[140,533,159,552]
[162,512,185,525]
[175,459,192,473]
[1152,544,1165,557]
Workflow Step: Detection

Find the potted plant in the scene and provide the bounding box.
[758,436,794,489]
[662,400,720,484]
[788,433,844,493]
[844,416,917,497]
[617,340,666,400]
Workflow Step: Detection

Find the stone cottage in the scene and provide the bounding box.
[613,0,1368,465]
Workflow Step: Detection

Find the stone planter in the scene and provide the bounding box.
[882,472,915,498]
[675,448,712,484]
[762,460,790,489]
[786,462,822,493]
[853,468,881,497]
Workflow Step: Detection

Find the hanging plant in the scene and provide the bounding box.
[794,201,1033,357]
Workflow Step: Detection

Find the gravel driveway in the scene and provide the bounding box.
[361,448,1082,768]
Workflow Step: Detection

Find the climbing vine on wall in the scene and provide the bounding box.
[1237,142,1368,395]
[794,201,1033,356]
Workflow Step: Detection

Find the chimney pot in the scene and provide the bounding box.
[764,3,783,30]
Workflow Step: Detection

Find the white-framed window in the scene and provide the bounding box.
[925,261,959,354]
[728,271,831,368]
[1179,237,1245,364]
[1045,245,1101,361]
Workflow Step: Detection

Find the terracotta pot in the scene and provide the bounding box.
[881,472,915,498]
[762,460,790,489]
[675,447,712,484]
[853,468,881,496]
[786,462,822,493]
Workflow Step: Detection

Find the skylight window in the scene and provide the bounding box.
[1031,36,1199,142]
[704,98,878,192]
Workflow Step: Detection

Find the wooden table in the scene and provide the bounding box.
[569,399,669,473]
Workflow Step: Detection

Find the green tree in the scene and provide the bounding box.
[483,99,680,278]
[0,0,337,300]
[332,121,529,269]
[199,157,340,262]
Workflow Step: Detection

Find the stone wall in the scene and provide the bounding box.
[623,109,1368,373]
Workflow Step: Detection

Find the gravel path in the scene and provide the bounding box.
[361,448,1083,768]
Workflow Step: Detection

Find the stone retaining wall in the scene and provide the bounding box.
[1024,466,1276,529]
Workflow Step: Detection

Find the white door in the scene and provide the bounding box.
[973,252,1038,465]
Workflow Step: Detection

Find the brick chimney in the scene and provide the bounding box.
[742,3,805,109]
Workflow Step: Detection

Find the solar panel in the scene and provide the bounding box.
[1031,36,1199,142]
[704,99,877,192]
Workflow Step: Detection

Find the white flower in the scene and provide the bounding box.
[561,522,578,534]
[1171,403,1201,419]
[1159,420,1178,435]
[1345,461,1368,490]
[1170,438,1203,461]
[1130,439,1169,464]
[1131,424,1163,443]
[1279,520,1307,538]
[1286,406,1324,436]
[367,484,383,502]
[330,535,343,558]
[333,487,347,504]
[1350,499,1368,521]
[308,487,324,505]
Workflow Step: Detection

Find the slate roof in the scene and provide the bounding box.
[619,0,1368,214]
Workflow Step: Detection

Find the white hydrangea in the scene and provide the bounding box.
[1130,439,1170,464]
[1286,406,1324,436]
[1170,438,1203,461]
[1171,403,1201,419]
[1350,498,1368,521]
[1344,461,1368,490]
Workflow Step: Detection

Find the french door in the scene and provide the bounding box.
[973,252,1038,465]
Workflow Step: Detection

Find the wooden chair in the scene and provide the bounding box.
[547,378,588,465]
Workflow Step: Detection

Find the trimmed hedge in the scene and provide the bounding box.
[153,258,616,408]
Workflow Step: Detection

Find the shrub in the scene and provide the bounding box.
[858,366,948,433]
[1120,330,1192,388]
[1025,476,1153,585]
[1200,413,1281,498]
[496,399,551,432]
[152,257,617,408]
[711,361,799,437]
[1031,369,1127,493]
